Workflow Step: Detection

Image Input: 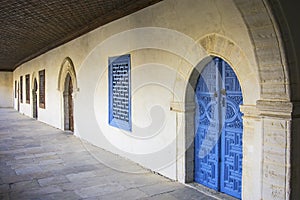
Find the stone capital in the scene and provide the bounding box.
[256,100,293,119]
[170,101,195,113]
[240,104,260,119]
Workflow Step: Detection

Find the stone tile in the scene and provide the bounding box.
[38,175,69,187]
[38,158,64,165]
[74,183,127,198]
[6,157,35,165]
[63,159,100,167]
[9,185,63,199]
[0,184,10,193]
[34,151,58,158]
[0,109,216,200]
[60,176,108,191]
[82,197,99,200]
[140,193,179,200]
[0,166,16,176]
[92,167,120,177]
[9,179,40,192]
[99,188,148,200]
[1,174,33,184]
[24,185,62,195]
[71,164,100,173]
[103,159,149,174]
[138,181,182,196]
[14,154,35,160]
[201,196,219,200]
[121,173,171,188]
[66,171,97,182]
[26,171,54,180]
[22,147,45,154]
[15,165,43,175]
[0,193,9,200]
[168,187,212,200]
[39,163,68,172]
[40,191,81,200]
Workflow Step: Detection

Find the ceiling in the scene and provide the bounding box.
[0,0,162,71]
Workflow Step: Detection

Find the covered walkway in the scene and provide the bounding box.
[0,108,215,200]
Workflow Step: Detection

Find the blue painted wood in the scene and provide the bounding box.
[195,57,243,199]
[220,61,243,199]
[194,59,220,190]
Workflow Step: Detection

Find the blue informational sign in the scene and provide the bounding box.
[108,54,131,131]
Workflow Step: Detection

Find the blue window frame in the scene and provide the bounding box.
[108,54,132,131]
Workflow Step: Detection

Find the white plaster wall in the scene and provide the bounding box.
[12,0,262,196]
[0,72,13,107]
[13,58,62,127]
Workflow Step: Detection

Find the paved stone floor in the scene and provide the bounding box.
[0,108,216,200]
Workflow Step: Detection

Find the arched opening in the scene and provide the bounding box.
[64,73,74,132]
[194,57,243,199]
[32,78,38,119]
[57,57,78,132]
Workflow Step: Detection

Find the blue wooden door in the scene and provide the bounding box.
[220,61,243,198]
[195,57,243,199]
[194,60,220,190]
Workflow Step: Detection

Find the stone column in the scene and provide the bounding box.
[256,100,292,200]
[170,101,195,183]
[240,105,263,200]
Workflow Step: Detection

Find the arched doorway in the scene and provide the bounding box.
[194,57,243,199]
[64,73,74,132]
[32,78,38,119]
[57,57,78,132]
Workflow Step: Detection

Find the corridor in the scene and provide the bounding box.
[0,108,216,200]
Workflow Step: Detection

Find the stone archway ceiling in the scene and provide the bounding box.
[0,0,162,71]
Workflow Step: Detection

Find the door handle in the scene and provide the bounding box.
[214,91,218,98]
[220,89,226,95]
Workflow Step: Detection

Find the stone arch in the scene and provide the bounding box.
[233,0,292,101]
[265,0,300,102]
[58,57,78,93]
[58,57,78,132]
[232,1,297,199]
[181,1,297,199]
[183,34,259,184]
[197,33,260,105]
[31,72,38,91]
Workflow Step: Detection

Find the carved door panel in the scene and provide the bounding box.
[220,62,243,199]
[194,60,220,190]
[68,78,74,132]
[195,57,243,199]
[32,79,38,119]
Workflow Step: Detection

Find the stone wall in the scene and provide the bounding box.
[0,72,13,107]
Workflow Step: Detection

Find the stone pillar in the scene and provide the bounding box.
[184,102,196,183]
[240,105,263,200]
[290,102,300,199]
[170,101,195,183]
[256,100,292,200]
